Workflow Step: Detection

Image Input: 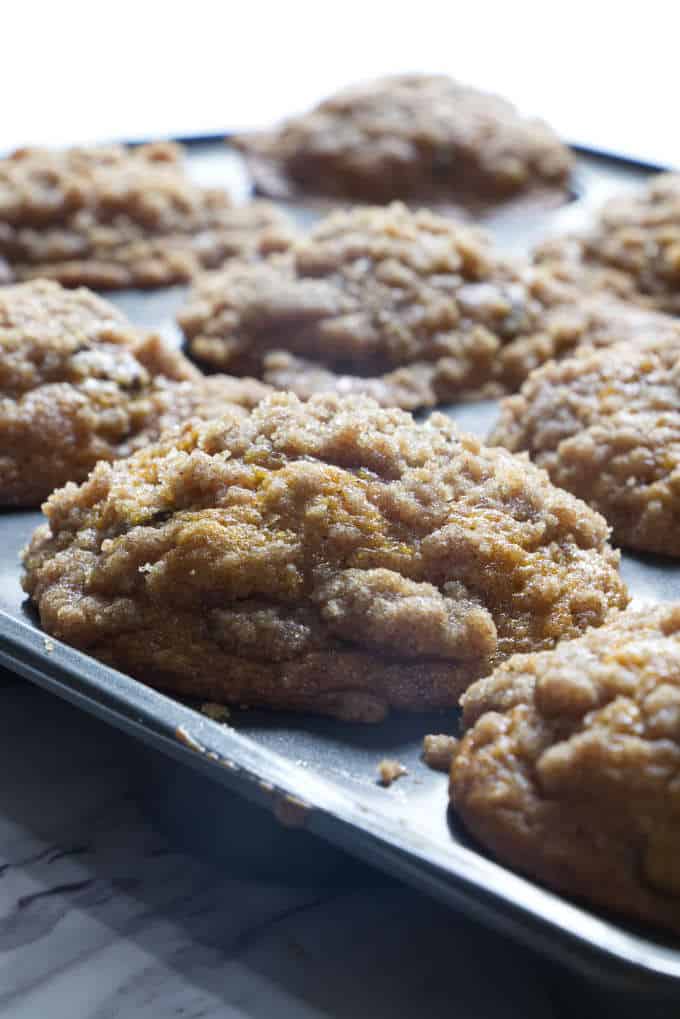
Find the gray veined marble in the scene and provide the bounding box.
[0,676,563,1019]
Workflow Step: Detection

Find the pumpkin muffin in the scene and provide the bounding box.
[23,392,627,721]
[0,142,293,289]
[234,74,572,208]
[0,279,271,505]
[179,202,586,410]
[490,313,680,556]
[534,173,680,315]
[452,604,680,936]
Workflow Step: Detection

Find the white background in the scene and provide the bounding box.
[1,0,676,167]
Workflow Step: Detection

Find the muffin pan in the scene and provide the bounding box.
[1,139,679,994]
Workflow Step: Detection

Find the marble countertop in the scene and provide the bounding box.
[0,673,673,1017]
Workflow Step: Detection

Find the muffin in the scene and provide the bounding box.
[179,202,582,410]
[0,142,294,288]
[235,74,573,208]
[490,314,680,556]
[534,173,680,315]
[23,393,627,721]
[452,604,680,935]
[0,279,271,505]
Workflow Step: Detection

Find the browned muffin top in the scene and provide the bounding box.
[23,392,626,721]
[490,308,680,556]
[0,142,294,289]
[180,202,582,409]
[0,279,271,505]
[236,74,572,206]
[453,603,680,935]
[534,173,680,315]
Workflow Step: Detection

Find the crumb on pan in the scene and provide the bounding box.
[200,702,232,723]
[378,758,408,786]
[422,733,459,772]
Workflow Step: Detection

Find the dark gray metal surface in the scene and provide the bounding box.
[1,143,679,994]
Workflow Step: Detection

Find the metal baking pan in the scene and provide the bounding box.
[1,139,679,995]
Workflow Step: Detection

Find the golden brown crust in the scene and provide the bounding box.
[235,74,572,206]
[378,758,408,786]
[533,173,680,314]
[23,393,626,721]
[452,605,680,935]
[496,296,680,390]
[490,308,680,556]
[179,203,585,409]
[0,279,272,505]
[0,143,294,289]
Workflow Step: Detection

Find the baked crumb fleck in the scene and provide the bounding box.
[378,758,408,786]
[422,734,459,773]
[200,702,232,723]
